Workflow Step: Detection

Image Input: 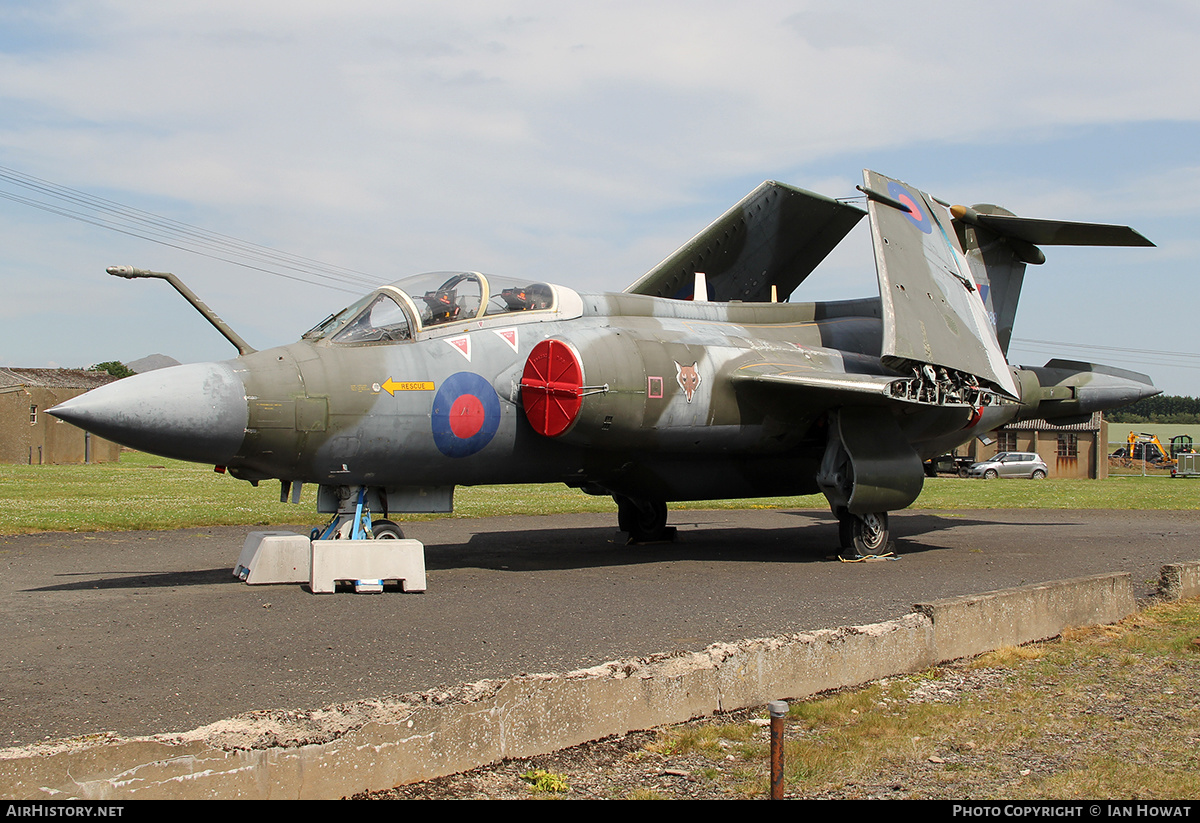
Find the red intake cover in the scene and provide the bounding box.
[521,339,583,437]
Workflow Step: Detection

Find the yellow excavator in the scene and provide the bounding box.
[1114,432,1194,467]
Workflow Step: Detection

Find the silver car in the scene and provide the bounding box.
[967,452,1049,479]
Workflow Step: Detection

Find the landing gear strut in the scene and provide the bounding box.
[614,496,676,543]
[311,486,404,540]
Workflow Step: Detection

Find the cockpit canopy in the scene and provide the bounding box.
[303,271,561,345]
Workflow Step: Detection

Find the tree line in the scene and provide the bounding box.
[1107,395,1200,424]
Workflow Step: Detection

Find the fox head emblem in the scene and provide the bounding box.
[675,361,701,403]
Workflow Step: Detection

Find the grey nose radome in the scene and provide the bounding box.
[48,361,248,465]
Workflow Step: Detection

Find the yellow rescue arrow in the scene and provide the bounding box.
[381,378,435,396]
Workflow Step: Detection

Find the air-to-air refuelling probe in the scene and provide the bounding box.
[51,170,1157,555]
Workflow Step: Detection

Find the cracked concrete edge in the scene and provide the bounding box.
[1159,561,1200,601]
[0,572,1136,800]
[913,572,1138,664]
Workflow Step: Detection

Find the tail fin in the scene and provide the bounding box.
[952,205,1154,355]
[954,204,1027,356]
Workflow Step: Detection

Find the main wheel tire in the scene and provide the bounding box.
[614,496,669,542]
[983,469,998,480]
[371,519,404,540]
[850,512,889,555]
[614,495,636,533]
[1031,469,1047,480]
[836,507,853,549]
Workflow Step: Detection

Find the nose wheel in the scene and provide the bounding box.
[370,519,404,539]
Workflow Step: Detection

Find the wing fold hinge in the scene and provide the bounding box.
[885,364,1008,408]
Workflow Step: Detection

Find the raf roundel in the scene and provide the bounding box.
[887,180,932,234]
[431,372,502,458]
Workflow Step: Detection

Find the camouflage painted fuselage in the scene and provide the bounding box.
[221,288,999,503]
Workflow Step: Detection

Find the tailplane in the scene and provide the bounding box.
[951,204,1153,355]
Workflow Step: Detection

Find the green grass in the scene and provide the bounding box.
[909,474,1200,510]
[0,451,1198,535]
[520,769,570,794]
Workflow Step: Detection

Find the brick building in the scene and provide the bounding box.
[967,412,1108,479]
[0,368,122,464]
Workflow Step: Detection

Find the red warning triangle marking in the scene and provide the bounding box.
[493,328,518,352]
[446,335,471,361]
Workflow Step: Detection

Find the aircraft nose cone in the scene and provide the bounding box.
[48,362,248,464]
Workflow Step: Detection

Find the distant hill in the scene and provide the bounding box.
[127,354,181,374]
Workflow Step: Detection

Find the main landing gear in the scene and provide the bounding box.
[614,495,676,544]
[836,507,891,558]
[816,409,916,560]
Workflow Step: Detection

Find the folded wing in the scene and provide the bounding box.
[861,169,1020,399]
[626,181,865,303]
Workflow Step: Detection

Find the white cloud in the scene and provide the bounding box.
[0,1,1197,391]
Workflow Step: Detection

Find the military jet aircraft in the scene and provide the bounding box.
[50,170,1157,554]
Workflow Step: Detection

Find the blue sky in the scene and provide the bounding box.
[1,1,1197,394]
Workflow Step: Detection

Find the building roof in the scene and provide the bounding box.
[1001,411,1104,432]
[0,368,119,390]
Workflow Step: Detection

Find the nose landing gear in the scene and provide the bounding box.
[312,487,405,541]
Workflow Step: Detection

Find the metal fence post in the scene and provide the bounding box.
[769,700,788,799]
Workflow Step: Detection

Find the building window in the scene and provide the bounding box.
[29,404,37,425]
[1058,433,1078,457]
[997,431,1017,451]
